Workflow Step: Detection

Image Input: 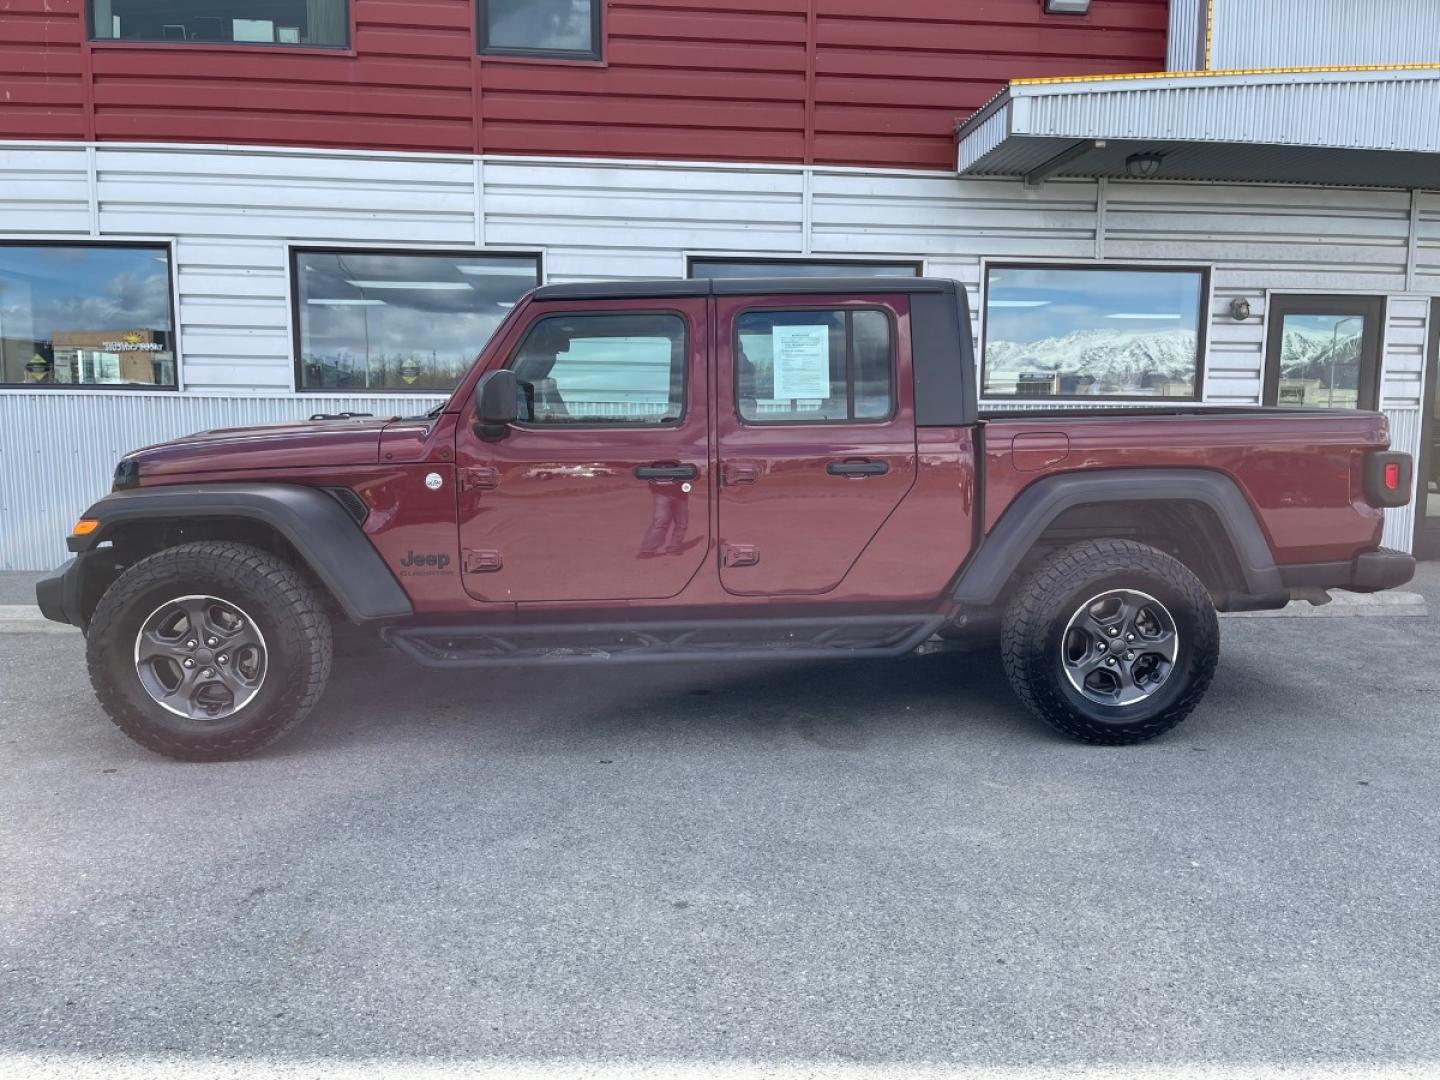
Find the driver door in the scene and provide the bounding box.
[454,298,711,603]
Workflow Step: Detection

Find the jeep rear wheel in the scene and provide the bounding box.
[87,541,333,761]
[1000,539,1219,745]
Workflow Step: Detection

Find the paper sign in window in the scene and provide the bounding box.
[771,325,830,400]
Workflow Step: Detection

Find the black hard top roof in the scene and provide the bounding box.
[531,276,960,302]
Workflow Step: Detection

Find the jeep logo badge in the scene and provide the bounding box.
[425,472,443,491]
[399,550,452,570]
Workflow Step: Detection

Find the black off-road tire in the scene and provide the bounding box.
[1000,539,1219,745]
[86,541,333,761]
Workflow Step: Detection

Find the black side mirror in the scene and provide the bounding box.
[474,369,517,441]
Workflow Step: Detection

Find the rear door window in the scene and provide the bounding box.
[734,308,894,423]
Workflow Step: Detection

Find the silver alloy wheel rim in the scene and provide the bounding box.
[133,595,268,720]
[1060,588,1179,707]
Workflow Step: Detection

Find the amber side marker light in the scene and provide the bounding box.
[72,519,100,536]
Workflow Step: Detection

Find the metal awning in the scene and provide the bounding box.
[955,67,1440,188]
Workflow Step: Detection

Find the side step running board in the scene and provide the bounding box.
[384,615,945,668]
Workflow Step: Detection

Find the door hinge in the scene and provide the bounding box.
[461,466,500,491]
[721,543,760,568]
[463,548,503,573]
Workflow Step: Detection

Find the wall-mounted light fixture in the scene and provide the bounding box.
[1125,152,1165,179]
[1043,0,1092,13]
[1229,297,1253,322]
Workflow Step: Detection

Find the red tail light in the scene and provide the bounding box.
[1364,452,1412,508]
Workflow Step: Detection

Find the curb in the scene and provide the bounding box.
[1221,590,1428,619]
[0,605,78,635]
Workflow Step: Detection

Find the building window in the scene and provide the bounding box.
[0,243,177,389]
[1264,295,1385,411]
[734,308,894,424]
[479,0,600,60]
[982,264,1208,400]
[293,249,540,392]
[690,258,921,280]
[508,313,686,425]
[89,0,349,48]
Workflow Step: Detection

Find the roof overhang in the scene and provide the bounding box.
[955,67,1440,188]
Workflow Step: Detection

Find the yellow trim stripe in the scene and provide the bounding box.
[1011,62,1440,87]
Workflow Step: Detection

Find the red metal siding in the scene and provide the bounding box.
[478,0,810,162]
[89,0,477,151]
[0,0,1168,169]
[815,0,1170,168]
[0,0,89,140]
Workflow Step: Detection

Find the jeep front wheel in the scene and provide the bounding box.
[1000,539,1219,745]
[86,541,333,761]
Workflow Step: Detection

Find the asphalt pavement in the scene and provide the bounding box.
[2,566,1439,1079]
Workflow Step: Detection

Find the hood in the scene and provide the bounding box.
[128,415,398,479]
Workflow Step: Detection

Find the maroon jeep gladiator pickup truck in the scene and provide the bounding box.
[38,277,1416,760]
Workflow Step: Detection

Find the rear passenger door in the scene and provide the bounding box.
[714,293,917,595]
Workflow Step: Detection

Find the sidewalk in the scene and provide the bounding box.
[0,572,45,605]
[0,571,74,634]
[0,564,1433,635]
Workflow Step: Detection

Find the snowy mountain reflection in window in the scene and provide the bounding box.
[982,266,1206,400]
[1275,313,1365,409]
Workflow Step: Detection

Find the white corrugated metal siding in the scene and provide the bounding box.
[0,141,1435,565]
[1167,0,1207,72]
[96,147,481,394]
[0,392,445,570]
[1211,0,1440,71]
[485,159,804,281]
[0,146,92,236]
[1018,70,1440,155]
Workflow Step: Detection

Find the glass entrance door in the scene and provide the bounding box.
[1418,299,1440,559]
[1264,295,1385,411]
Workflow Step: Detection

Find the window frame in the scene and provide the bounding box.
[688,256,924,279]
[503,308,693,430]
[289,245,543,395]
[979,260,1213,404]
[1416,296,1440,559]
[477,0,603,61]
[0,238,181,393]
[730,303,899,427]
[86,0,353,51]
[1262,293,1386,412]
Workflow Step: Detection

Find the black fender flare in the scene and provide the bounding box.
[68,483,414,622]
[953,468,1285,606]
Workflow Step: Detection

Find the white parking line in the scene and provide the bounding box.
[1,1058,1438,1080]
[0,605,77,634]
[1221,591,1427,618]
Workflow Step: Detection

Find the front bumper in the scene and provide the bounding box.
[1278,546,1417,594]
[35,555,94,629]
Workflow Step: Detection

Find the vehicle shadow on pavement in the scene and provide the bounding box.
[295,645,1040,756]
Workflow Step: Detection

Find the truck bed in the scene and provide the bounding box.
[980,407,1392,567]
